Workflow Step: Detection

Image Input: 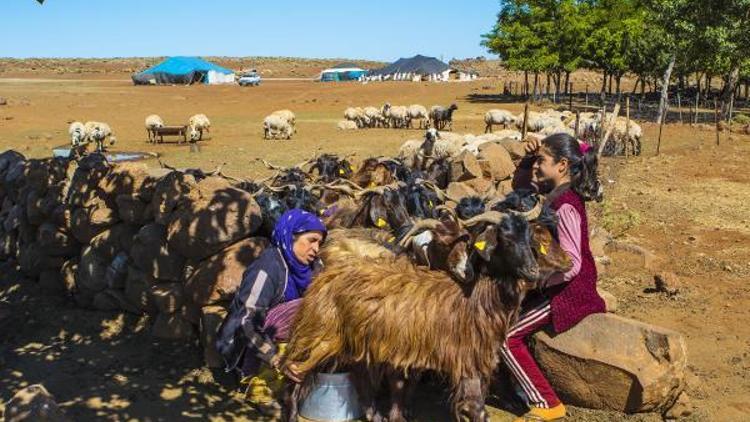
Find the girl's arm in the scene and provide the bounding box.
[236,265,281,364]
[541,204,583,288]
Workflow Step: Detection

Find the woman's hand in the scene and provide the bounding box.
[271,355,304,383]
[524,137,541,155]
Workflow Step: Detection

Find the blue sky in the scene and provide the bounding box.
[1,0,500,61]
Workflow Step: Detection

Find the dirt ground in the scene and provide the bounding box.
[0,73,748,421]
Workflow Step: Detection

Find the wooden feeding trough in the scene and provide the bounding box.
[148,125,188,144]
[52,145,157,163]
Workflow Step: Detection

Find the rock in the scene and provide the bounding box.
[60,259,78,295]
[184,237,269,307]
[76,245,109,293]
[664,391,692,419]
[149,171,199,225]
[130,223,185,282]
[151,283,185,314]
[0,97,6,106]
[496,179,514,197]
[65,153,111,208]
[477,143,516,181]
[497,139,527,160]
[597,287,618,313]
[18,243,64,278]
[533,313,687,413]
[463,177,495,197]
[446,181,478,201]
[115,194,149,225]
[3,384,69,422]
[0,230,18,259]
[70,202,118,244]
[449,151,483,182]
[124,266,157,314]
[201,305,228,368]
[104,252,129,290]
[38,270,65,295]
[97,162,150,205]
[654,272,680,296]
[152,313,195,340]
[89,224,137,261]
[166,187,262,261]
[36,223,78,257]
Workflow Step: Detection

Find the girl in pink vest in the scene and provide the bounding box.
[506,133,606,421]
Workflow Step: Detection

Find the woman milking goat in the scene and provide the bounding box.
[505,133,606,422]
[216,209,327,416]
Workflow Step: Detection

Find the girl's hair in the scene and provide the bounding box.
[542,133,603,202]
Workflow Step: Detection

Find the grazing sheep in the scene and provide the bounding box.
[263,114,294,140]
[344,107,367,128]
[271,109,296,127]
[382,103,410,129]
[84,121,116,152]
[484,109,516,133]
[407,104,429,129]
[68,121,86,147]
[336,120,358,131]
[515,111,561,132]
[430,103,458,131]
[145,114,164,143]
[539,123,575,137]
[363,106,385,128]
[188,113,211,142]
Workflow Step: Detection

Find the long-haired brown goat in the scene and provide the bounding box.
[282,212,570,422]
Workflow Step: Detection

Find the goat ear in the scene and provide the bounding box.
[368,196,389,229]
[433,220,460,244]
[473,226,497,262]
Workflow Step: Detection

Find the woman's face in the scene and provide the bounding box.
[293,231,325,265]
[532,146,568,193]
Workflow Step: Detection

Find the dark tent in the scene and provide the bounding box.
[369,55,450,76]
[131,56,235,85]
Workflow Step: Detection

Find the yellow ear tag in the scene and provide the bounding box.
[349,165,355,171]
[474,240,487,251]
[387,236,396,243]
[376,218,387,228]
[339,168,345,175]
[427,200,434,208]
[368,182,377,188]
[539,244,548,255]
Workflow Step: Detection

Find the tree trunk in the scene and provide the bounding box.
[632,77,640,94]
[601,70,607,94]
[720,66,740,120]
[656,54,676,124]
[533,72,539,102]
[616,75,622,95]
[608,73,613,95]
[641,78,646,98]
[705,75,712,102]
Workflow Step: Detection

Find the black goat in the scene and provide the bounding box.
[430,103,458,131]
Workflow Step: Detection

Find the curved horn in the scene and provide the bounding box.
[462,210,507,227]
[511,200,543,221]
[420,179,459,203]
[434,204,459,224]
[354,181,403,198]
[398,218,442,248]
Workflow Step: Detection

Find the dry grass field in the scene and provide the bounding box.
[1,67,749,421]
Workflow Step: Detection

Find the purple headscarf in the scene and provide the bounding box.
[271,208,327,302]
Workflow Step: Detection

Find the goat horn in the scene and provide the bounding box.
[434,204,460,223]
[462,210,507,227]
[420,180,459,203]
[249,186,266,198]
[511,200,543,221]
[354,181,403,198]
[398,218,442,248]
[258,158,284,170]
[331,178,364,191]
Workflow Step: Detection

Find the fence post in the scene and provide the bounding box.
[714,98,720,146]
[677,92,683,124]
[694,92,699,125]
[575,110,581,140]
[568,82,574,110]
[585,84,589,106]
[625,96,631,157]
[522,102,529,140]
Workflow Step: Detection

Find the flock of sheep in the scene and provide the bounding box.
[339,103,459,131]
[68,121,117,152]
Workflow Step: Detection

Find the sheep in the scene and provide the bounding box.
[271,109,296,127]
[382,103,410,129]
[188,113,211,142]
[145,114,164,143]
[515,111,560,132]
[407,104,429,129]
[539,123,576,137]
[68,121,86,147]
[83,121,116,152]
[263,114,294,140]
[336,120,358,131]
[363,106,385,128]
[430,103,458,131]
[283,212,544,422]
[344,107,367,128]
[484,109,516,133]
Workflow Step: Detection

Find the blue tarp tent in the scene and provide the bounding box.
[319,62,367,82]
[132,56,235,85]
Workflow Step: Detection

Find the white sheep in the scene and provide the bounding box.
[68,121,86,147]
[344,107,367,128]
[382,103,410,129]
[363,106,385,128]
[188,114,211,142]
[407,104,429,129]
[336,120,358,131]
[270,109,296,127]
[478,130,522,142]
[84,121,116,152]
[263,114,294,140]
[484,109,516,133]
[515,111,561,132]
[145,114,164,143]
[539,123,575,137]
